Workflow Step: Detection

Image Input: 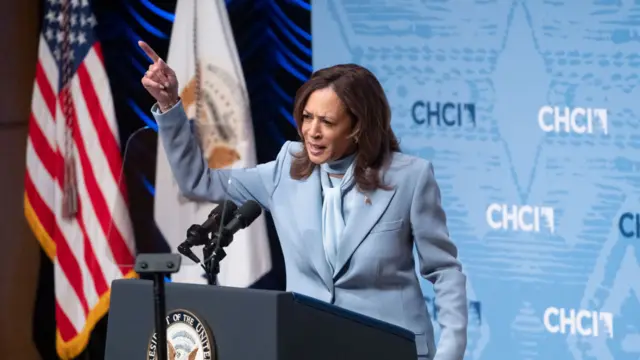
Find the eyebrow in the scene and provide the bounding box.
[303,110,335,121]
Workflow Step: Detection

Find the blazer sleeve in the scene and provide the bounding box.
[410,161,468,360]
[152,100,290,210]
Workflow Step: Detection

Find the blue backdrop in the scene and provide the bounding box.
[313,1,640,359]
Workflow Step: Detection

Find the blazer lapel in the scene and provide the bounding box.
[333,185,397,278]
[288,169,334,291]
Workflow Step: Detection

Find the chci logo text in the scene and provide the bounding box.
[486,204,555,233]
[543,307,613,338]
[411,101,476,127]
[538,106,608,135]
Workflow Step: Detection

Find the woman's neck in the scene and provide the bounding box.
[322,152,356,177]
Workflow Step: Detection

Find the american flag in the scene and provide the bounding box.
[24,0,136,358]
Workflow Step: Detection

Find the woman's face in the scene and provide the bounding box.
[301,87,355,164]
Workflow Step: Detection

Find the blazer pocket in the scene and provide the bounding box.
[370,219,403,234]
[414,332,429,356]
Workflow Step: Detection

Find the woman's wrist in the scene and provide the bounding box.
[158,97,180,113]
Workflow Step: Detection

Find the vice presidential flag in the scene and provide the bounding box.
[154,0,271,286]
[24,0,136,358]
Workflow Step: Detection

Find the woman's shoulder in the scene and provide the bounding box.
[284,140,304,153]
[384,152,439,195]
[386,151,432,175]
[276,140,303,161]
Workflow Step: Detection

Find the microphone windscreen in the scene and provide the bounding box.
[237,200,262,226]
[219,200,239,225]
[202,200,238,232]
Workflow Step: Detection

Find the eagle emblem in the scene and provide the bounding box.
[147,309,215,360]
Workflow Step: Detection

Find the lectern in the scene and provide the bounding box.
[105,279,417,360]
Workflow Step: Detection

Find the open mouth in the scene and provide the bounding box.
[307,143,326,156]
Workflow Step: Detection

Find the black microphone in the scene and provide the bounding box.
[186,200,238,246]
[177,200,238,263]
[201,200,262,285]
[215,200,263,248]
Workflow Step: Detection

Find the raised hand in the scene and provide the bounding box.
[139,40,179,112]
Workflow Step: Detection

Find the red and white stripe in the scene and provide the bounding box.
[24,34,135,353]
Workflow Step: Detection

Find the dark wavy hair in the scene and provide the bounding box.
[289,63,400,192]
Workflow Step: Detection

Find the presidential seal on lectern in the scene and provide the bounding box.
[147,309,216,360]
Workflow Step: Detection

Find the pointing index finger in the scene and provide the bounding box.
[138,41,161,63]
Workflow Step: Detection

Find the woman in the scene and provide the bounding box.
[139,41,467,360]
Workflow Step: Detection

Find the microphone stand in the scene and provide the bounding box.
[202,230,233,286]
[134,253,181,360]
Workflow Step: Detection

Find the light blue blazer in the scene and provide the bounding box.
[152,101,468,360]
